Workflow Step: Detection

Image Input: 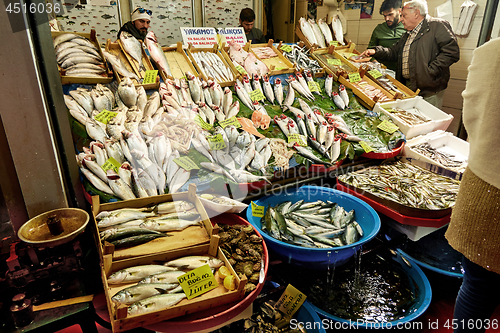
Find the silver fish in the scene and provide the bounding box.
[80,167,114,195]
[120,31,145,71]
[138,270,186,284]
[339,85,349,107]
[128,293,186,316]
[118,77,138,108]
[106,169,136,200]
[164,256,224,270]
[145,31,172,77]
[102,51,141,82]
[112,283,180,305]
[108,265,171,284]
[140,219,202,232]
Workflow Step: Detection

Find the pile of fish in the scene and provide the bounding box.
[251,46,278,59]
[53,33,108,78]
[411,142,468,172]
[145,30,173,78]
[97,201,202,249]
[227,40,269,78]
[280,44,323,73]
[350,78,391,102]
[108,255,224,315]
[274,96,360,165]
[191,51,235,84]
[299,17,344,48]
[338,161,460,210]
[262,200,364,248]
[386,106,432,126]
[315,53,353,79]
[360,64,407,97]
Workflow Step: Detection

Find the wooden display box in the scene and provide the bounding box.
[160,42,200,81]
[243,41,295,76]
[105,39,159,90]
[338,74,393,109]
[364,70,418,99]
[219,45,244,80]
[295,25,349,51]
[275,41,326,77]
[185,44,236,87]
[311,47,357,81]
[52,30,113,85]
[101,243,246,332]
[91,184,218,266]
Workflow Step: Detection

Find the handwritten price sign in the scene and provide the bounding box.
[219,117,241,129]
[194,114,213,130]
[251,201,265,217]
[308,81,320,92]
[94,109,118,124]
[359,141,375,153]
[327,58,342,66]
[348,73,362,83]
[100,157,121,173]
[207,134,227,151]
[174,156,200,171]
[377,120,399,134]
[142,70,158,85]
[178,264,218,300]
[249,89,265,102]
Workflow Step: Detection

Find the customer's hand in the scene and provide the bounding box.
[360,49,376,58]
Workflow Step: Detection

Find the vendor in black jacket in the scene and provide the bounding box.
[360,0,459,108]
[239,8,264,44]
[117,7,152,41]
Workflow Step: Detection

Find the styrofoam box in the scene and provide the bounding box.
[403,130,469,174]
[373,96,454,139]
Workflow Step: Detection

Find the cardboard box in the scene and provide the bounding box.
[374,97,454,139]
[91,184,218,266]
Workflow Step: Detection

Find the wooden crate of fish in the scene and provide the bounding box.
[362,67,418,100]
[311,48,357,81]
[338,74,393,109]
[372,96,454,139]
[275,41,325,77]
[52,30,113,85]
[102,243,247,332]
[104,39,159,90]
[92,184,218,264]
[244,41,295,76]
[159,42,200,81]
[185,44,237,87]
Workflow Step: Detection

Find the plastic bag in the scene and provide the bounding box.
[435,0,454,31]
[456,0,478,36]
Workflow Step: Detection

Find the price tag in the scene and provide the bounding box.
[275,285,307,317]
[383,107,397,113]
[348,73,362,83]
[207,134,227,151]
[94,109,118,124]
[100,157,121,173]
[327,58,342,66]
[329,41,339,46]
[142,70,158,85]
[288,134,307,147]
[368,69,383,79]
[178,264,219,300]
[275,67,288,71]
[359,141,375,153]
[344,52,355,59]
[219,116,242,129]
[235,65,247,75]
[308,81,320,92]
[280,44,293,53]
[251,201,265,217]
[194,114,213,130]
[377,120,399,134]
[249,89,265,102]
[174,156,200,170]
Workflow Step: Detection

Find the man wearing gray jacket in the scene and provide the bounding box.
[360,0,459,108]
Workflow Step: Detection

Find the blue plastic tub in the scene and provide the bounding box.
[311,253,432,329]
[246,185,381,268]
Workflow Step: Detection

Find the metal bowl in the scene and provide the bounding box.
[18,208,89,247]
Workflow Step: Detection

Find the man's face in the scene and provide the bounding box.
[382,8,401,27]
[240,19,254,34]
[401,7,421,31]
[133,19,150,33]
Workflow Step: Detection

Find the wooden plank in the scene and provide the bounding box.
[160,42,200,81]
[345,20,360,44]
[33,295,94,311]
[443,78,466,109]
[450,48,474,80]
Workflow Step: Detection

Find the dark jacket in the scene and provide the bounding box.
[117,21,147,41]
[245,27,264,44]
[368,21,406,71]
[372,16,459,97]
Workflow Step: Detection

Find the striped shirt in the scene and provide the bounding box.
[402,20,424,79]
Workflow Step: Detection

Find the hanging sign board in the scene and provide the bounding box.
[218,27,247,46]
[181,27,218,47]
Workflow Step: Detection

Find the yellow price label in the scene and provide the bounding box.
[219,116,242,129]
[100,157,121,173]
[329,41,339,46]
[142,70,158,85]
[275,67,288,71]
[377,120,399,134]
[344,52,356,59]
[207,134,227,151]
[249,89,265,102]
[348,73,362,83]
[251,201,265,217]
[288,134,307,147]
[368,69,383,79]
[383,107,397,113]
[280,44,293,53]
[308,81,320,93]
[327,58,342,66]
[275,284,307,317]
[359,141,375,153]
[235,65,247,75]
[94,109,118,124]
[194,114,213,130]
[174,156,200,170]
[178,264,219,300]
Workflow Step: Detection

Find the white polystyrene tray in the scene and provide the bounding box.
[374,96,454,139]
[403,130,469,174]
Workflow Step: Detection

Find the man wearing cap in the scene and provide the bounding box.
[117,7,152,41]
[360,0,459,108]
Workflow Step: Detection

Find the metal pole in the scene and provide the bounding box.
[477,0,500,47]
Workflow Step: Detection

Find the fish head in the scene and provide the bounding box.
[280,114,288,120]
[332,91,339,96]
[263,74,269,82]
[328,125,334,132]
[328,74,333,78]
[275,78,281,84]
[120,161,132,170]
[106,169,120,179]
[339,85,346,91]
[307,114,313,120]
[327,118,335,125]
[224,87,231,94]
[273,115,280,123]
[253,74,260,81]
